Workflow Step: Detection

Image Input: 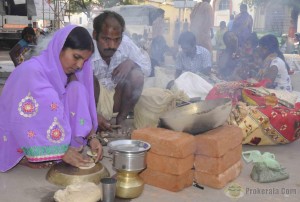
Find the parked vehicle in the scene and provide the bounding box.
[0,0,37,47]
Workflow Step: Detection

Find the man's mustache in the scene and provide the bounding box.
[104,48,116,52]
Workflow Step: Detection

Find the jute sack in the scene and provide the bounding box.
[134,88,188,129]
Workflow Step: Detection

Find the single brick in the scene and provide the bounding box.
[140,168,194,192]
[194,160,243,189]
[132,127,195,158]
[194,144,242,175]
[146,152,194,175]
[194,125,242,157]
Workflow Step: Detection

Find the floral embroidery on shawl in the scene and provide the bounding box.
[18,92,39,117]
[47,117,65,143]
[27,130,35,138]
[80,118,85,125]
[50,102,58,111]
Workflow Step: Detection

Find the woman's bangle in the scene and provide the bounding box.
[86,134,98,147]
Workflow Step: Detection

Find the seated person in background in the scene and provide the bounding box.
[231,32,259,80]
[149,35,170,73]
[215,21,227,61]
[0,25,102,172]
[217,31,241,80]
[241,32,258,57]
[175,31,212,77]
[166,31,212,90]
[9,26,36,67]
[256,34,292,91]
[92,11,151,131]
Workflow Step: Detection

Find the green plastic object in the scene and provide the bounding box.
[242,150,289,183]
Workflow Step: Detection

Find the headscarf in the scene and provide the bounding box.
[0,25,98,172]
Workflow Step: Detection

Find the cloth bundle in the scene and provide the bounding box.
[242,150,289,183]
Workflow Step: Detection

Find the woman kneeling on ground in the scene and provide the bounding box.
[0,25,102,172]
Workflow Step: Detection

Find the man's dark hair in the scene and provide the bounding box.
[21,27,35,39]
[93,11,125,37]
[178,31,196,46]
[240,3,247,11]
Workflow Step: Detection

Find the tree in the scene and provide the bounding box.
[242,0,300,10]
[242,0,300,31]
[68,0,102,19]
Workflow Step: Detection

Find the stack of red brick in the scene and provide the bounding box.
[194,125,243,189]
[131,125,243,191]
[132,128,196,192]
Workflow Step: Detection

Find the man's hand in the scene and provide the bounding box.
[112,59,135,84]
[62,147,92,168]
[97,114,112,131]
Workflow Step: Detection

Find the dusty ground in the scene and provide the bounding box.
[0,140,300,202]
[1,52,300,202]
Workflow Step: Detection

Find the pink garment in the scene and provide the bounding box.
[0,25,98,172]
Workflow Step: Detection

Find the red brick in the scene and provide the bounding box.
[194,125,243,157]
[194,160,243,189]
[140,168,194,192]
[132,127,195,158]
[194,145,242,175]
[146,152,194,175]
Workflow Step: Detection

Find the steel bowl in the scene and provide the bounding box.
[159,98,232,135]
[108,140,151,172]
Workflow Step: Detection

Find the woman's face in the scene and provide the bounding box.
[258,46,269,60]
[59,48,92,74]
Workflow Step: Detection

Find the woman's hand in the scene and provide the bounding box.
[89,138,103,162]
[62,147,92,168]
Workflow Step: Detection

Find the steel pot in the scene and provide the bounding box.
[108,140,151,172]
[112,151,146,171]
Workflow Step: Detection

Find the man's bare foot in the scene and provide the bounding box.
[19,157,54,169]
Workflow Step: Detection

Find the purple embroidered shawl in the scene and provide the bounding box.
[0,25,98,172]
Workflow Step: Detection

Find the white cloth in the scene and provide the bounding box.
[92,35,151,90]
[269,57,292,91]
[134,88,188,129]
[97,83,115,120]
[172,72,213,99]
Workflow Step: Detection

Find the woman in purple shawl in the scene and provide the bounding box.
[0,25,102,172]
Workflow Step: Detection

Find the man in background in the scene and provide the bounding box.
[9,26,36,66]
[231,4,253,48]
[190,0,214,54]
[175,31,212,78]
[92,11,151,131]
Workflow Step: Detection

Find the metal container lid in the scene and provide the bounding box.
[108,139,151,153]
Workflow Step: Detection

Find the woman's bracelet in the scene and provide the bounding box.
[86,133,99,147]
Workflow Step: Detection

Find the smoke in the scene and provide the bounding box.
[28,32,55,58]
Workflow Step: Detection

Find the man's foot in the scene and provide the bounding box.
[19,157,54,169]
